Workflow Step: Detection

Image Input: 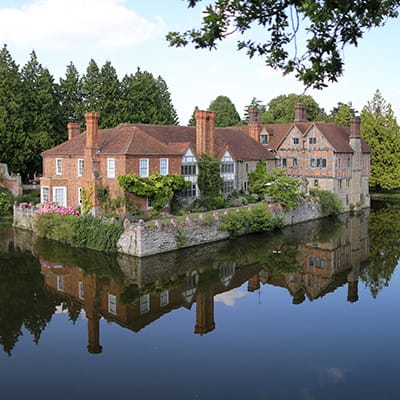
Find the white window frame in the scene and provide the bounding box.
[78,281,84,300]
[160,158,169,176]
[107,158,115,178]
[160,290,169,307]
[41,186,50,203]
[53,186,67,207]
[139,158,149,178]
[56,158,62,176]
[108,293,117,314]
[57,275,64,292]
[77,159,84,177]
[140,294,150,314]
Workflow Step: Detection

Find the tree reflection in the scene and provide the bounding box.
[360,205,400,298]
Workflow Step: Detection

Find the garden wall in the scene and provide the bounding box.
[13,199,325,257]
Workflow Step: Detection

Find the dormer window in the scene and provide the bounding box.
[293,137,299,145]
[260,134,268,144]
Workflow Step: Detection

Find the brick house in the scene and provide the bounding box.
[240,104,371,211]
[40,110,275,212]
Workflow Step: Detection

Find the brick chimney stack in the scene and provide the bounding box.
[67,122,81,140]
[248,108,261,142]
[195,110,215,156]
[294,103,308,122]
[350,117,361,138]
[85,112,100,149]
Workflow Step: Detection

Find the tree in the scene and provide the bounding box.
[58,62,82,126]
[156,76,179,125]
[80,59,101,120]
[360,90,400,190]
[0,45,24,173]
[21,51,61,177]
[261,93,325,123]
[243,97,266,124]
[208,95,241,127]
[167,1,400,89]
[329,101,357,126]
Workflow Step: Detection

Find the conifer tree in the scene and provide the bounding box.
[59,62,82,126]
[361,90,400,190]
[208,95,241,127]
[188,106,199,126]
[156,76,179,125]
[80,59,101,119]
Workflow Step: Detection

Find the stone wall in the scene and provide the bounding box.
[13,199,328,258]
[0,163,22,196]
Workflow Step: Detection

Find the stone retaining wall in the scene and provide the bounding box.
[13,199,326,257]
[0,163,23,196]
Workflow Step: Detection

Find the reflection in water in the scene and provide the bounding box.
[0,206,388,356]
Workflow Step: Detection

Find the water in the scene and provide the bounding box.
[1,204,400,399]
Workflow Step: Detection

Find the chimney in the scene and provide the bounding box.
[350,117,361,139]
[294,103,308,122]
[85,112,100,149]
[67,122,80,140]
[248,108,261,142]
[195,110,215,156]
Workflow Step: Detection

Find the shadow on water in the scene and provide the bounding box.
[0,204,397,355]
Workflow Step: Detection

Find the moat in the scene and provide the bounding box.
[1,201,400,399]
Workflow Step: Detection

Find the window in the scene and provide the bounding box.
[311,158,326,168]
[293,137,299,145]
[223,180,234,195]
[108,293,117,314]
[53,187,67,207]
[310,158,315,168]
[56,158,62,175]
[160,158,168,176]
[140,294,150,314]
[347,157,351,168]
[57,275,64,291]
[309,137,317,145]
[139,158,149,178]
[78,281,84,300]
[281,158,287,167]
[260,134,268,144]
[78,187,82,204]
[41,186,50,203]
[243,181,249,192]
[292,158,298,168]
[181,184,197,198]
[160,290,169,307]
[245,163,249,173]
[221,162,234,174]
[107,158,115,178]
[314,179,319,187]
[337,158,342,169]
[146,197,153,209]
[181,164,196,176]
[77,159,84,177]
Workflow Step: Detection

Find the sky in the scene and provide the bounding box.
[1,0,399,125]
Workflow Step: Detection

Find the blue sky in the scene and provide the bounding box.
[1,0,399,124]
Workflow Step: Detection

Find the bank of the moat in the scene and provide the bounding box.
[13,200,365,257]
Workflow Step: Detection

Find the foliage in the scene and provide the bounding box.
[38,202,80,216]
[207,95,241,127]
[261,93,325,123]
[219,209,248,236]
[0,187,13,217]
[188,105,199,126]
[81,186,94,215]
[243,97,266,123]
[167,1,400,89]
[360,90,400,190]
[309,188,343,215]
[15,190,40,205]
[117,173,190,211]
[329,101,357,126]
[248,204,276,232]
[197,153,224,201]
[249,164,305,210]
[35,213,123,253]
[175,228,189,248]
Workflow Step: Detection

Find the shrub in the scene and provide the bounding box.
[248,204,275,232]
[0,187,13,216]
[219,209,248,236]
[310,188,343,215]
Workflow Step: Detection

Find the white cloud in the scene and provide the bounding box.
[0,0,164,49]
[215,288,246,306]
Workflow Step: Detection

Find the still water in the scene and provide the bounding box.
[1,203,400,399]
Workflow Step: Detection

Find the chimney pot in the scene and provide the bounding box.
[67,122,80,140]
[294,103,308,122]
[85,112,100,149]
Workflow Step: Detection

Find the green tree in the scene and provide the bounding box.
[167,1,400,89]
[80,59,101,119]
[21,50,61,177]
[156,76,179,125]
[208,95,241,127]
[188,105,199,126]
[261,93,325,123]
[360,90,400,190]
[330,101,357,126]
[58,62,82,125]
[0,45,24,173]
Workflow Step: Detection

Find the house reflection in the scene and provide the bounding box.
[38,212,369,354]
